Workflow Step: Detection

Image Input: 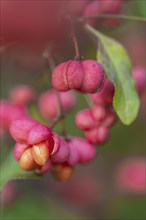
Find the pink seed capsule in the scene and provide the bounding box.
[92,104,107,122]
[68,137,96,164]
[80,60,105,93]
[38,89,76,120]
[75,109,96,131]
[85,127,110,145]
[47,132,60,156]
[91,79,115,106]
[10,85,36,105]
[100,0,123,13]
[0,100,26,135]
[27,124,52,145]
[52,62,70,91]
[50,138,70,163]
[102,109,117,128]
[63,60,84,90]
[9,116,39,144]
[52,60,84,91]
[132,66,146,95]
[67,141,80,165]
[83,1,101,26]
[13,143,29,161]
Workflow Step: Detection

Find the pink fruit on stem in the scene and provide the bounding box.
[9,116,39,144]
[102,109,117,128]
[75,109,96,131]
[52,59,105,94]
[132,66,146,95]
[79,60,105,93]
[27,124,52,145]
[91,79,115,106]
[10,85,36,106]
[38,89,76,120]
[52,62,70,91]
[85,127,110,145]
[68,137,96,164]
[52,60,84,91]
[51,138,70,163]
[92,104,107,122]
[100,0,123,13]
[67,144,80,165]
[48,133,60,156]
[0,100,26,135]
[83,1,101,26]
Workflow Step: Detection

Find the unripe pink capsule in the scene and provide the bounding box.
[83,1,101,26]
[132,66,146,95]
[102,110,117,128]
[92,104,107,122]
[9,116,39,144]
[51,138,70,163]
[100,0,123,13]
[48,133,60,156]
[91,79,115,106]
[38,89,76,120]
[85,127,110,145]
[75,109,96,131]
[10,85,36,105]
[52,59,105,94]
[80,60,105,93]
[68,137,96,164]
[52,60,84,91]
[27,124,52,145]
[0,100,26,135]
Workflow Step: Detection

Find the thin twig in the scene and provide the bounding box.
[78,14,146,23]
[70,19,82,60]
[43,49,67,136]
[84,94,93,108]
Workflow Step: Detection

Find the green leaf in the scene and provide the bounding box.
[0,151,41,190]
[86,25,140,125]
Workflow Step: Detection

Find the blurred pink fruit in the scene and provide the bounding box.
[10,85,36,106]
[115,158,146,194]
[38,89,76,120]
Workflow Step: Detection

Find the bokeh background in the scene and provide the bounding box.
[0,0,145,219]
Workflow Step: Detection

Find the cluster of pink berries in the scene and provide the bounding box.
[38,89,76,120]
[9,116,96,181]
[76,79,117,144]
[4,61,145,182]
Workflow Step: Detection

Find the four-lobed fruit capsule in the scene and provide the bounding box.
[52,59,105,94]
